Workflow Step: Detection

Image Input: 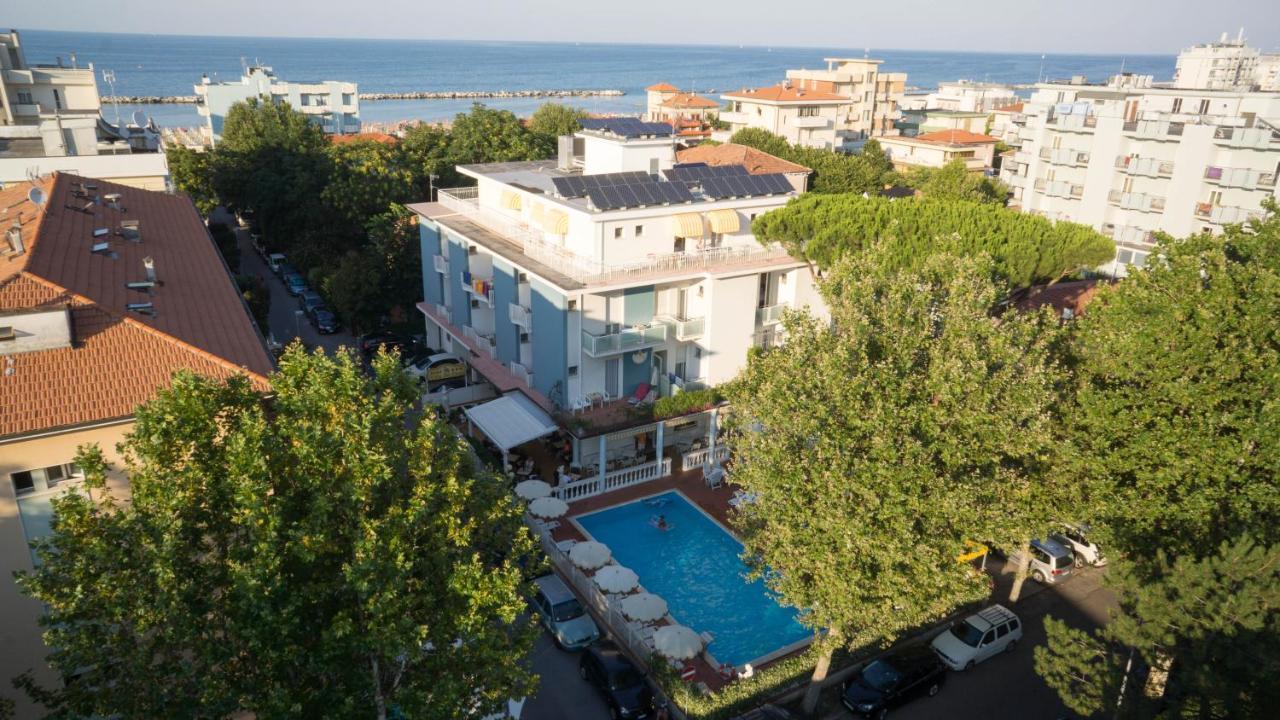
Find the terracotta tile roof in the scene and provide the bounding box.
[646,82,679,92]
[661,93,718,109]
[914,129,1000,145]
[0,173,273,440]
[677,143,811,175]
[722,84,847,103]
[994,102,1025,113]
[329,132,398,146]
[1014,280,1101,317]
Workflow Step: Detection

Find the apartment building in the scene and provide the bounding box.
[1001,76,1280,276]
[0,30,166,189]
[409,118,824,498]
[1172,30,1280,91]
[879,129,999,171]
[719,57,907,151]
[645,83,719,124]
[0,174,274,718]
[194,65,360,144]
[911,80,1019,113]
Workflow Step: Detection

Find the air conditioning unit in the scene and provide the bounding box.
[567,299,578,311]
[470,299,480,308]
[568,365,578,376]
[517,271,528,283]
[520,332,530,343]
[468,245,478,255]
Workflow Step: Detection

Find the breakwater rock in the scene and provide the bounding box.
[104,89,626,104]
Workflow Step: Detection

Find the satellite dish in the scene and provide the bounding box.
[27,187,46,206]
[132,109,146,127]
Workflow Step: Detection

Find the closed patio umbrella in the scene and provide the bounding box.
[527,496,568,519]
[594,564,639,594]
[620,592,667,623]
[515,479,552,500]
[568,540,611,570]
[654,624,703,660]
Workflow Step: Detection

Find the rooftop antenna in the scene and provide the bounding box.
[1037,54,1047,84]
[1119,57,1126,76]
[101,68,121,128]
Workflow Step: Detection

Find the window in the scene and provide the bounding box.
[342,93,354,105]
[634,225,644,237]
[649,158,660,175]
[1209,190,1222,206]
[798,106,819,117]
[12,470,34,495]
[53,89,62,110]
[996,623,1009,639]
[1198,98,1211,115]
[981,630,996,646]
[16,91,33,105]
[614,227,623,239]
[673,237,685,253]
[1171,98,1183,113]
[1008,618,1019,632]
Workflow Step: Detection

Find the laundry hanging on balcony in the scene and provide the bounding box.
[706,209,740,234]
[472,278,493,299]
[501,190,523,211]
[672,213,704,238]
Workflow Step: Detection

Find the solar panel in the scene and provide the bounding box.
[579,117,674,138]
[664,163,752,184]
[699,173,794,199]
[585,180,694,210]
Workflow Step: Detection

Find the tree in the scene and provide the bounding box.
[1065,205,1280,564]
[725,247,1065,714]
[165,145,218,215]
[14,348,537,720]
[1035,537,1280,719]
[322,139,417,231]
[400,122,459,193]
[447,103,547,166]
[207,221,239,272]
[752,193,1114,288]
[904,158,1008,204]
[727,128,894,195]
[319,204,422,334]
[527,102,588,151]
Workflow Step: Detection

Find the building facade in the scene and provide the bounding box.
[194,65,360,144]
[911,80,1019,113]
[879,129,999,171]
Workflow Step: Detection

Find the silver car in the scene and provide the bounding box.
[532,574,600,650]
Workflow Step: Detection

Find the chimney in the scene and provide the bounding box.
[143,256,156,283]
[6,219,24,255]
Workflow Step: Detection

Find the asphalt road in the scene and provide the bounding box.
[523,633,613,720]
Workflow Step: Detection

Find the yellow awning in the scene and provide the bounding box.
[672,213,704,238]
[501,190,523,211]
[706,209,741,234]
[543,209,569,235]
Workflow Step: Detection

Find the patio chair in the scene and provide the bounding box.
[626,383,652,406]
[703,464,725,489]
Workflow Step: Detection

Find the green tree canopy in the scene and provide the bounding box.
[903,158,1009,204]
[322,139,417,230]
[1064,205,1280,565]
[15,349,536,720]
[165,144,218,215]
[725,247,1066,712]
[752,193,1114,288]
[727,128,894,195]
[527,102,588,150]
[320,204,422,334]
[447,103,548,165]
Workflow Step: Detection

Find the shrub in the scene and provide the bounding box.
[653,387,722,420]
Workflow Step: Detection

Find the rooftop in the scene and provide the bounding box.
[722,84,847,103]
[994,102,1026,114]
[646,82,680,92]
[676,143,810,175]
[913,129,1000,146]
[661,93,719,109]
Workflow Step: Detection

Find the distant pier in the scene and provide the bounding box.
[104,89,626,104]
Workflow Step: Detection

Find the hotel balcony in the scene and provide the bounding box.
[1044,114,1097,132]
[581,323,668,358]
[508,302,532,330]
[718,111,751,124]
[1203,166,1276,190]
[1115,156,1174,178]
[1107,190,1167,213]
[462,275,494,306]
[756,303,786,326]
[1194,203,1265,225]
[432,254,449,274]
[1040,148,1091,167]
[510,361,534,388]
[661,315,705,341]
[1211,125,1280,149]
[791,116,833,129]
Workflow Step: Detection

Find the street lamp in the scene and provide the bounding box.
[429,173,439,202]
[294,309,305,340]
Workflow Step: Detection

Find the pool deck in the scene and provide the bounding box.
[549,468,810,692]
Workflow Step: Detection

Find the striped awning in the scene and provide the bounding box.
[542,209,569,235]
[501,190,523,211]
[672,213,704,238]
[706,209,741,234]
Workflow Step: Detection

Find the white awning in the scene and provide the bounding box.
[464,392,558,452]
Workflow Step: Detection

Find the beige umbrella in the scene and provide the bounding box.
[594,564,639,594]
[568,540,611,570]
[620,592,668,623]
[654,624,703,660]
[527,496,568,519]
[515,479,552,500]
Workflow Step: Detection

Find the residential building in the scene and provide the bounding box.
[676,142,812,192]
[1173,30,1260,91]
[645,83,719,124]
[899,109,991,137]
[989,102,1028,151]
[1000,71,1280,276]
[194,65,359,145]
[0,174,274,718]
[0,30,166,189]
[409,118,825,500]
[719,83,850,150]
[879,129,999,171]
[915,80,1019,113]
[784,58,907,146]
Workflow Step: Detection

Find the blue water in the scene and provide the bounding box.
[576,491,809,667]
[17,29,1176,128]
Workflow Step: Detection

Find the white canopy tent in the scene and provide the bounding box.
[464,392,558,453]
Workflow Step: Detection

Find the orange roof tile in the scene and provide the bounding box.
[0,174,273,440]
[722,84,847,103]
[676,143,811,175]
[994,102,1025,113]
[661,93,718,109]
[914,129,1000,145]
[646,82,679,92]
[329,132,398,146]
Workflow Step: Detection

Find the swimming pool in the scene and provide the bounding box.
[575,490,811,667]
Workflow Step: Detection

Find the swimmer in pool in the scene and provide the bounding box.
[652,514,670,531]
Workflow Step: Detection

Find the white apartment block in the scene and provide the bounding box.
[916,80,1019,113]
[720,58,906,151]
[1001,78,1280,276]
[1173,30,1280,92]
[194,65,359,144]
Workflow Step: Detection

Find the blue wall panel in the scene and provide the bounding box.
[419,220,443,307]
[492,260,518,364]
[529,278,568,407]
[623,348,651,398]
[447,236,471,329]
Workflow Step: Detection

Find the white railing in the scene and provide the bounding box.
[682,445,729,470]
[510,361,533,387]
[432,254,448,274]
[552,476,602,501]
[508,302,532,329]
[604,458,671,493]
[433,302,448,319]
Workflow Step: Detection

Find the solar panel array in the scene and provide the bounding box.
[578,117,674,138]
[586,181,695,211]
[700,173,794,200]
[663,163,751,184]
[551,171,652,199]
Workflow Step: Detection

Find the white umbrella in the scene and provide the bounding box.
[594,564,639,594]
[527,496,568,519]
[620,592,668,623]
[514,479,552,500]
[654,624,703,660]
[568,540,611,570]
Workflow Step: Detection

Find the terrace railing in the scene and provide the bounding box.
[682,445,729,471]
[551,458,673,501]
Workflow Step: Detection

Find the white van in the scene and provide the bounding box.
[930,605,1022,671]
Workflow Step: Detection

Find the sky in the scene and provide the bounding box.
[8,0,1280,54]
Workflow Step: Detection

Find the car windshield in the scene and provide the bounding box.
[552,598,584,622]
[1053,552,1074,569]
[949,620,985,647]
[860,660,902,691]
[609,668,643,690]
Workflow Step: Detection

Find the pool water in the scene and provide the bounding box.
[575,491,810,667]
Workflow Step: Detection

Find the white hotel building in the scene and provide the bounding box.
[408,119,825,498]
[1001,68,1280,276]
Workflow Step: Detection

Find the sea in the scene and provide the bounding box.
[19,29,1177,129]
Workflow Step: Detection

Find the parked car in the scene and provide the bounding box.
[251,234,266,258]
[406,352,466,389]
[311,309,340,334]
[1010,537,1076,585]
[930,605,1022,671]
[1053,523,1107,568]
[299,290,325,315]
[358,332,424,360]
[579,641,654,719]
[531,574,600,651]
[267,253,287,274]
[842,644,946,718]
[283,272,308,297]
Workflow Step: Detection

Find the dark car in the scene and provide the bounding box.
[579,642,653,720]
[841,645,945,718]
[312,309,340,334]
[283,272,308,297]
[358,332,424,361]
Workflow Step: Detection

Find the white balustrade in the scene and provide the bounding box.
[682,445,729,470]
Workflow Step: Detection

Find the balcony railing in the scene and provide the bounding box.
[662,315,705,341]
[581,323,668,357]
[1203,166,1277,190]
[432,254,448,274]
[1115,156,1174,177]
[510,361,533,388]
[462,276,493,306]
[508,302,531,330]
[1108,190,1167,212]
[791,115,833,129]
[756,303,786,326]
